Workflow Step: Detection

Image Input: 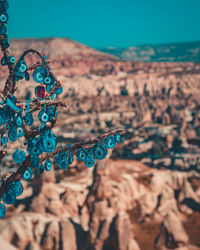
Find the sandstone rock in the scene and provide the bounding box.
[155,211,189,249]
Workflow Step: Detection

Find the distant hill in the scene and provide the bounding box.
[98,41,200,62]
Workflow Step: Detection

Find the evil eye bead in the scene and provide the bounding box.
[8,127,18,141]
[41,113,48,122]
[59,159,69,170]
[0,203,6,218]
[21,167,33,181]
[19,63,27,72]
[8,56,16,65]
[12,149,26,163]
[44,76,51,84]
[76,148,88,161]
[27,138,42,156]
[45,159,52,171]
[38,164,44,174]
[14,114,23,127]
[33,66,47,83]
[0,12,8,24]
[17,127,25,137]
[115,133,121,143]
[84,154,95,168]
[0,24,7,35]
[24,112,34,126]
[68,152,74,165]
[2,190,16,205]
[92,143,107,160]
[105,135,116,149]
[9,180,23,197]
[1,135,8,144]
[40,133,57,153]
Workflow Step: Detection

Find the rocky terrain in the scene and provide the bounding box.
[99,41,200,62]
[0,38,200,250]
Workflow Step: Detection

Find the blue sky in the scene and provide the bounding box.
[7,0,200,48]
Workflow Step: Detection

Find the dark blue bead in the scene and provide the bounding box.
[59,159,69,170]
[0,57,6,66]
[105,135,116,149]
[12,149,26,163]
[8,126,18,141]
[84,154,95,168]
[24,112,34,126]
[25,72,30,81]
[9,180,23,197]
[21,167,33,181]
[0,24,7,35]
[38,164,44,174]
[30,156,40,168]
[2,190,16,205]
[45,159,52,171]
[68,152,74,165]
[0,203,6,218]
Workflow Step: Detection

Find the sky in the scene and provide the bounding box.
[7,0,200,48]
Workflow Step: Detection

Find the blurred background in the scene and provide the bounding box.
[0,0,200,249]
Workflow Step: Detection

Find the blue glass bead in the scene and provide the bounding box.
[8,56,15,65]
[0,203,6,218]
[45,159,52,171]
[84,154,95,168]
[59,159,69,170]
[55,87,63,96]
[24,112,34,126]
[92,143,107,160]
[13,149,26,163]
[55,151,68,164]
[1,57,6,66]
[2,38,9,49]
[105,135,116,149]
[30,156,40,168]
[0,11,8,23]
[25,72,30,81]
[115,133,121,142]
[0,24,7,35]
[14,114,23,127]
[2,190,16,205]
[38,109,49,125]
[33,66,47,84]
[9,180,23,197]
[38,164,44,174]
[44,76,51,84]
[39,131,57,153]
[8,127,18,141]
[17,127,25,137]
[21,167,33,181]
[1,135,8,144]
[68,152,74,165]
[27,139,42,156]
[0,107,10,125]
[76,148,88,161]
